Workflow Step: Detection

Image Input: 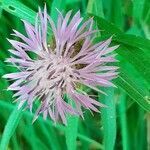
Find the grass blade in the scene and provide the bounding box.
[133,0,145,23]
[118,91,129,150]
[147,114,150,150]
[1,0,36,24]
[87,0,104,18]
[38,121,61,150]
[0,100,105,148]
[99,88,116,150]
[115,73,150,111]
[0,104,23,150]
[66,116,78,150]
[50,0,66,21]
[65,96,79,150]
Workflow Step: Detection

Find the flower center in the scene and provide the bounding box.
[27,54,75,99]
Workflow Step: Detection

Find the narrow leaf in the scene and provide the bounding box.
[0,104,23,150]
[118,91,129,150]
[66,116,78,150]
[65,96,79,150]
[87,0,104,18]
[99,88,116,150]
[1,0,36,24]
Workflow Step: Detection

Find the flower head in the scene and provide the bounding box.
[3,6,119,124]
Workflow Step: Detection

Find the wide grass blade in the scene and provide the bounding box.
[99,88,116,150]
[0,0,36,24]
[37,121,61,150]
[87,0,104,18]
[133,0,145,23]
[0,104,23,150]
[66,115,78,150]
[11,134,20,150]
[65,96,79,150]
[147,114,150,150]
[50,0,66,21]
[118,91,129,150]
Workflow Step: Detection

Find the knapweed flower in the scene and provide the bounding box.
[3,6,119,124]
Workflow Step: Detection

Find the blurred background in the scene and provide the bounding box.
[0,0,150,150]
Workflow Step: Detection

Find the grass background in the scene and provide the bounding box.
[0,0,150,150]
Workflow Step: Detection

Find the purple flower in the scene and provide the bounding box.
[3,6,119,124]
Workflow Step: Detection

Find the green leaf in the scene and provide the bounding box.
[0,100,101,149]
[143,0,150,24]
[50,0,66,22]
[77,134,103,149]
[102,0,124,28]
[66,116,78,150]
[90,14,150,111]
[24,118,38,150]
[0,104,23,150]
[116,45,150,84]
[118,91,129,150]
[94,15,150,54]
[115,72,150,111]
[38,121,61,150]
[111,0,124,29]
[87,0,104,18]
[114,34,150,55]
[99,88,116,150]
[65,96,79,150]
[133,0,145,23]
[11,134,20,150]
[147,114,150,150]
[93,15,122,35]
[116,55,149,112]
[0,7,2,17]
[0,0,36,24]
[81,0,87,13]
[102,0,112,19]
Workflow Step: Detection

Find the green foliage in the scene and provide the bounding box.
[92,15,150,111]
[0,104,23,150]
[66,116,78,150]
[118,92,129,150]
[0,0,150,150]
[1,0,36,24]
[99,88,116,150]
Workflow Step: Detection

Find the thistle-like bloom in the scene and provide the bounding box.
[3,6,119,124]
